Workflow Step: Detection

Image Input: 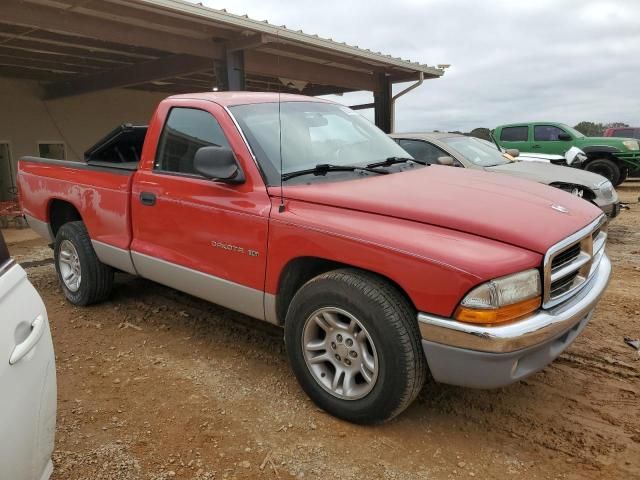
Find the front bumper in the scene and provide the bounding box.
[417,253,611,388]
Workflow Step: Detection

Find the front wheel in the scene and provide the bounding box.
[284,269,426,423]
[584,157,620,185]
[54,221,114,305]
[616,166,629,186]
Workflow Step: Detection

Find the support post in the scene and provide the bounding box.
[374,74,392,133]
[226,49,245,91]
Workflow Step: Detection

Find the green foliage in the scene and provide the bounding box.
[468,128,492,141]
[573,121,630,137]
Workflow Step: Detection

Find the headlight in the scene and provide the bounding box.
[551,182,596,201]
[623,140,639,151]
[455,269,541,324]
[597,180,613,194]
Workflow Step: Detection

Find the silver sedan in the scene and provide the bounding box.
[391,132,620,218]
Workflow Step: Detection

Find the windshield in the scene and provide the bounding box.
[229,101,409,185]
[559,124,584,138]
[441,136,511,167]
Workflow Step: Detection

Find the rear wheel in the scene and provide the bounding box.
[616,166,629,186]
[584,157,620,185]
[54,221,114,305]
[284,269,426,423]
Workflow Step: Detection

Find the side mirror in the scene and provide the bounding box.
[437,156,455,166]
[558,133,572,141]
[505,148,520,157]
[194,146,245,184]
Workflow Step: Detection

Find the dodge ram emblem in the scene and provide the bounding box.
[551,204,569,214]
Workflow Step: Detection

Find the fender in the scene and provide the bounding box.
[582,145,620,155]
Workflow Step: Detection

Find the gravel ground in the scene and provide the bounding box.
[5,181,640,480]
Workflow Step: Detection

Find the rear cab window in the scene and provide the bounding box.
[154,107,231,176]
[500,126,528,142]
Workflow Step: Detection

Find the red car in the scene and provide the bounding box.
[604,127,640,140]
[17,93,611,423]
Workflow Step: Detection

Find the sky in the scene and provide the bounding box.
[200,0,640,133]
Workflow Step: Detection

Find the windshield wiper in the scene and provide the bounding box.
[366,156,425,168]
[282,163,388,181]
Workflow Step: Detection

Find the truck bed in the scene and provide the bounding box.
[18,156,135,250]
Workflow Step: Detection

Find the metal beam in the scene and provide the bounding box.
[43,54,213,99]
[374,74,392,133]
[0,45,125,69]
[227,33,271,52]
[0,0,223,59]
[244,50,377,92]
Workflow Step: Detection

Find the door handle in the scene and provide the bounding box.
[10,315,45,365]
[140,192,156,206]
[531,144,541,149]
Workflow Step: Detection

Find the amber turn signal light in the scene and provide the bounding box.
[454,296,541,325]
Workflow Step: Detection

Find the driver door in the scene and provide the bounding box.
[531,124,572,155]
[131,102,271,320]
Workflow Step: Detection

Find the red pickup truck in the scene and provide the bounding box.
[18,93,611,423]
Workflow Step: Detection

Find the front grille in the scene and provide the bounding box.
[543,216,607,308]
[550,271,579,297]
[551,243,580,271]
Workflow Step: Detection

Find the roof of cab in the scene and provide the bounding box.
[167,91,334,107]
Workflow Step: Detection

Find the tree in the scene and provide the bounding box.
[573,121,630,136]
[468,128,492,141]
[573,121,604,137]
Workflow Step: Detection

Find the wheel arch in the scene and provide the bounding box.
[48,198,82,237]
[274,256,416,326]
[582,145,621,157]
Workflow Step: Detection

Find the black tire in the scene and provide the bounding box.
[616,166,629,186]
[54,221,114,305]
[584,157,620,185]
[284,268,426,424]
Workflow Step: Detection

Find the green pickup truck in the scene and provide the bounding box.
[494,122,640,185]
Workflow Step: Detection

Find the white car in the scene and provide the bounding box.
[0,231,56,480]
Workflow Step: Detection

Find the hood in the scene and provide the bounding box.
[487,161,609,189]
[274,166,602,254]
[576,136,637,148]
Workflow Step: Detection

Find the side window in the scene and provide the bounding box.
[500,126,528,142]
[612,128,634,138]
[534,125,568,141]
[155,108,230,175]
[398,139,450,164]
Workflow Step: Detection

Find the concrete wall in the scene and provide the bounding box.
[0,77,168,199]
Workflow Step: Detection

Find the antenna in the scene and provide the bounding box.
[277,28,285,213]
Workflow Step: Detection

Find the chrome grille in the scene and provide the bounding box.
[543,216,607,308]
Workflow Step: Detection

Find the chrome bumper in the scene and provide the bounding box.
[418,253,611,354]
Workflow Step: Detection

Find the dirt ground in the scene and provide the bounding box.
[5,182,640,480]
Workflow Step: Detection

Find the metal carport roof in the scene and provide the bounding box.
[0,0,445,131]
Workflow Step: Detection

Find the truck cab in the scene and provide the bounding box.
[494,121,640,185]
[17,93,612,423]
